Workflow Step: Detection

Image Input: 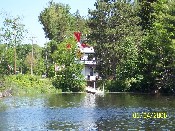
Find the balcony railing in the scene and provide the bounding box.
[86,75,97,81]
[79,60,96,65]
[80,47,94,53]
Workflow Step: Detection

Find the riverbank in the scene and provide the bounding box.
[0,75,61,97]
[1,74,175,99]
[0,89,12,98]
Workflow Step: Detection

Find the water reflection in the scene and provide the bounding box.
[46,121,80,130]
[0,93,175,130]
[46,93,86,108]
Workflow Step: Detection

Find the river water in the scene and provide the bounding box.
[0,93,175,130]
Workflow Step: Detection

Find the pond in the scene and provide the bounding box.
[0,93,175,130]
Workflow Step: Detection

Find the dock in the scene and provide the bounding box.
[86,86,104,94]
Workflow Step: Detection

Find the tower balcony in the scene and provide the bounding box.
[79,60,96,65]
[80,47,94,53]
[86,75,97,81]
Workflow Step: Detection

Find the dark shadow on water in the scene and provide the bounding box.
[46,93,86,108]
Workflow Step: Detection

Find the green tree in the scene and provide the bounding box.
[163,0,175,41]
[1,16,26,74]
[33,44,45,75]
[42,40,58,77]
[39,1,73,42]
[39,1,89,58]
[73,10,90,36]
[137,0,175,93]
[136,0,156,30]
[88,0,143,91]
[52,37,85,92]
[25,52,36,74]
[0,44,15,75]
[0,44,11,75]
[16,44,32,74]
[23,44,45,75]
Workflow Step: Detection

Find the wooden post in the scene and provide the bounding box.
[54,62,56,76]
[103,82,104,92]
[94,81,95,89]
[29,36,36,75]
[13,31,17,75]
[14,45,16,74]
[31,41,33,75]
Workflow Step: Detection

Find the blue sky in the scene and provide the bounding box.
[0,0,96,46]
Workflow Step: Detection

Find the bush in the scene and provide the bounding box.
[51,37,86,92]
[4,74,60,95]
[52,64,86,92]
[106,80,125,92]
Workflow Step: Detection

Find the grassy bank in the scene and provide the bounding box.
[2,74,61,96]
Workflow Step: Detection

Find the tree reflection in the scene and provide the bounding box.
[46,93,86,108]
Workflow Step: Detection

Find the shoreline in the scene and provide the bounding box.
[0,89,12,98]
[1,90,174,99]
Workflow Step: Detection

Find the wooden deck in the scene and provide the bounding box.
[85,86,104,94]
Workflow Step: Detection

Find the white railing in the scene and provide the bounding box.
[80,47,94,53]
[85,61,96,65]
[86,76,96,81]
[81,57,96,61]
[79,60,96,65]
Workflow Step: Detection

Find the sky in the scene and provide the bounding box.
[0,0,96,47]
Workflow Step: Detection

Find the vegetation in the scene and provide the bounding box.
[88,0,143,92]
[52,37,86,92]
[87,0,175,93]
[136,0,175,93]
[39,1,88,54]
[38,2,87,92]
[0,0,175,95]
[3,75,60,95]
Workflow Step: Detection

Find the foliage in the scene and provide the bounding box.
[88,0,143,91]
[16,44,32,74]
[52,37,85,92]
[4,75,60,95]
[39,1,89,56]
[39,1,74,42]
[24,44,45,75]
[0,42,45,76]
[39,1,89,42]
[136,0,175,93]
[87,0,175,93]
[137,0,156,31]
[42,40,60,77]
[47,64,55,78]
[73,10,90,36]
[0,44,14,75]
[0,16,26,74]
[0,0,175,94]
[162,0,175,41]
[1,16,26,46]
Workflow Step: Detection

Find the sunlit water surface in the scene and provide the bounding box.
[0,93,175,130]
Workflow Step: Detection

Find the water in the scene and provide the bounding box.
[0,93,175,130]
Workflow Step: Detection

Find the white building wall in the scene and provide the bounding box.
[81,54,88,61]
[82,66,99,77]
[85,66,91,76]
[81,67,86,76]
[81,66,92,77]
[78,44,99,81]
[93,72,98,77]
